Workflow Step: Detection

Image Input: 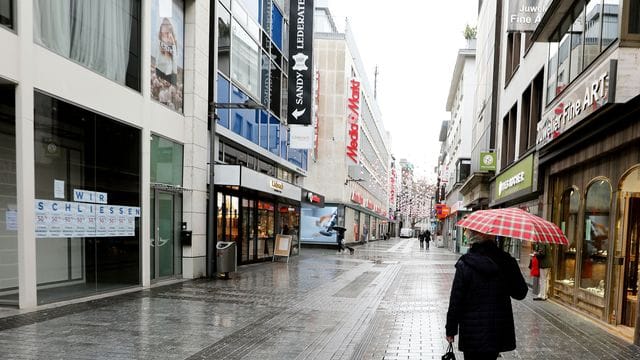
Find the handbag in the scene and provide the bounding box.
[442,343,456,360]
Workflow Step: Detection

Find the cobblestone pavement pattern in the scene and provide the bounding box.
[1,238,640,359]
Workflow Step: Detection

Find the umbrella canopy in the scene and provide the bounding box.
[456,208,568,245]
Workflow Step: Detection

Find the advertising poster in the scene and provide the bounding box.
[151,0,185,112]
[300,205,338,244]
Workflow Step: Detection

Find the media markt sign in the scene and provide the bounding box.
[495,154,533,200]
[480,152,496,171]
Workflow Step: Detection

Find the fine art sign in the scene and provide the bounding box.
[287,0,314,125]
[507,0,547,32]
[537,59,617,148]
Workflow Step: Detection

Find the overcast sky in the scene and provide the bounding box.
[326,0,478,182]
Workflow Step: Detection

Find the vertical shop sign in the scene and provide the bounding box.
[287,0,314,125]
[151,0,185,112]
[346,78,361,164]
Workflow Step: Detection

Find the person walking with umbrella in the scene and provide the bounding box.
[445,228,528,359]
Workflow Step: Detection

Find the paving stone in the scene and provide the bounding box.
[1,239,640,359]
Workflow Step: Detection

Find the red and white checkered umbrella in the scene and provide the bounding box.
[456,208,568,245]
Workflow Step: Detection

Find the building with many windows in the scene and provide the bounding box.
[441,42,475,253]
[302,6,392,245]
[1,0,210,308]
[210,0,311,269]
[531,0,640,342]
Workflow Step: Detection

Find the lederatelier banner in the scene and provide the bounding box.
[287,0,314,125]
[507,0,547,32]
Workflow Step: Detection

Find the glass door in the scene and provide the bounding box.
[151,189,182,280]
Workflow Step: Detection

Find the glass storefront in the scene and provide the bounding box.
[216,189,299,264]
[34,92,141,304]
[580,179,611,296]
[0,86,17,305]
[556,188,580,301]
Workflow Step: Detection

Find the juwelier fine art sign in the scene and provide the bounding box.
[507,0,548,32]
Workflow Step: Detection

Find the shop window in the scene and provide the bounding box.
[258,159,274,176]
[231,21,260,99]
[0,0,12,29]
[629,0,640,33]
[556,188,580,287]
[0,86,17,305]
[580,179,612,296]
[217,4,232,77]
[34,0,142,90]
[150,135,183,186]
[257,200,274,259]
[34,92,141,304]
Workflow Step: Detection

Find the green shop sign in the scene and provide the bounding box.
[495,154,533,200]
[479,152,496,171]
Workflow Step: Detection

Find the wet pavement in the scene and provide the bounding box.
[1,238,640,359]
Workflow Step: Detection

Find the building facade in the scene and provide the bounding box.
[441,44,475,253]
[459,0,503,212]
[303,7,392,245]
[210,0,312,269]
[531,0,640,342]
[1,0,210,308]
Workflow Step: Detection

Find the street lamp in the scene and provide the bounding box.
[207,98,265,277]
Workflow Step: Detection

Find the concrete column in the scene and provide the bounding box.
[140,0,152,288]
[181,0,210,278]
[16,0,37,309]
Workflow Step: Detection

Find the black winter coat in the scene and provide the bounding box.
[445,241,528,353]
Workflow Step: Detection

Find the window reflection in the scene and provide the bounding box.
[231,21,260,99]
[580,179,611,296]
[557,189,580,287]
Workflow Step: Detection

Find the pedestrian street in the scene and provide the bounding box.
[1,238,639,360]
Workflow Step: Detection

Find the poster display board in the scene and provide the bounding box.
[273,234,293,262]
[300,205,338,244]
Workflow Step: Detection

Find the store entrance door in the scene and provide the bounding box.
[621,195,640,328]
[151,190,182,280]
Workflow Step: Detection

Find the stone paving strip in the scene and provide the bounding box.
[1,239,640,359]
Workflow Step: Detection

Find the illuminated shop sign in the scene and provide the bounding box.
[302,189,324,207]
[346,78,361,164]
[537,59,617,148]
[270,180,284,192]
[351,191,363,205]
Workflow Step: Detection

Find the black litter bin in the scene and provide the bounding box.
[216,241,237,278]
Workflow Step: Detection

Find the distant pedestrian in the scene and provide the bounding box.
[446,229,528,360]
[533,243,552,300]
[529,252,540,296]
[424,229,432,249]
[419,230,425,248]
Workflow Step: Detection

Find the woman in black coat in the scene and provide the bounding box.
[445,229,528,360]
